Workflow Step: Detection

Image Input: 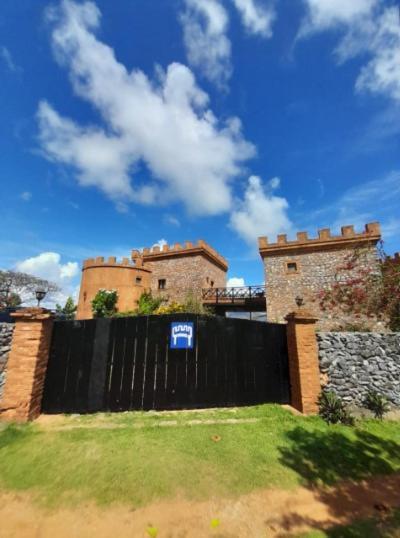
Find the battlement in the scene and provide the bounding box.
[259,222,381,257]
[82,256,151,271]
[132,240,228,272]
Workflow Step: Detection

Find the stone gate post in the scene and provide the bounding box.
[0,308,54,422]
[285,309,321,414]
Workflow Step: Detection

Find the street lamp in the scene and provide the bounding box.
[35,288,47,307]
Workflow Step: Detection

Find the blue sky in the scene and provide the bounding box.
[0,0,399,304]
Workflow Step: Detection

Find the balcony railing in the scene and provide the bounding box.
[202,285,266,304]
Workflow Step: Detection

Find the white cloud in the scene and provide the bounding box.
[300,2,400,103]
[232,0,275,37]
[180,0,232,88]
[38,0,254,215]
[20,191,32,201]
[15,252,80,307]
[16,252,79,283]
[300,0,378,35]
[152,239,168,249]
[227,276,245,287]
[230,175,293,246]
[348,8,400,102]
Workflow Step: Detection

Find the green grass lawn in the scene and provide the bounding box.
[0,405,399,508]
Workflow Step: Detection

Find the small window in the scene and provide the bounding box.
[83,292,87,302]
[135,276,142,284]
[287,262,298,273]
[210,280,214,288]
[158,279,166,290]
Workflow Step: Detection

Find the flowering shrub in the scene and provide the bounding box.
[155,302,186,314]
[317,245,400,331]
[91,289,118,318]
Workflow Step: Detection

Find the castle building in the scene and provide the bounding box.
[76,240,227,319]
[76,222,383,330]
[258,222,381,329]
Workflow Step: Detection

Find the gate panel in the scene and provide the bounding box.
[42,315,290,413]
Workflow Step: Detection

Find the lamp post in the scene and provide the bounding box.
[35,288,47,307]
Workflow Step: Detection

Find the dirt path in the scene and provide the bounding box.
[0,474,399,538]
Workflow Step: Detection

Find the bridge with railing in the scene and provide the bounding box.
[202,285,266,313]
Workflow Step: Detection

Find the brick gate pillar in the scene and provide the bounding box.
[285,309,321,414]
[0,308,54,422]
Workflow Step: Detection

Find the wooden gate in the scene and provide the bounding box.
[42,315,290,413]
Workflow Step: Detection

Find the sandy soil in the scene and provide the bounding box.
[0,474,399,538]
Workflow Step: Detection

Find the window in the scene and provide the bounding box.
[210,280,214,288]
[158,279,166,290]
[135,276,142,284]
[287,262,298,273]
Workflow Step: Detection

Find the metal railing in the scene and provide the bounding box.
[202,285,266,304]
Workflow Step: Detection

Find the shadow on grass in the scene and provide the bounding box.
[274,426,400,537]
[0,424,33,450]
[280,427,400,486]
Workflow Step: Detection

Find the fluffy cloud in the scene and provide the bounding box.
[232,0,275,37]
[180,0,276,87]
[152,239,168,249]
[300,1,400,103]
[180,0,232,88]
[16,252,79,283]
[38,0,255,215]
[230,175,292,247]
[227,276,245,287]
[300,0,378,35]
[15,252,79,307]
[338,7,400,102]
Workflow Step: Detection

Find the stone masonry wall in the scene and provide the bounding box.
[264,246,380,331]
[147,255,226,303]
[0,323,14,401]
[318,332,400,407]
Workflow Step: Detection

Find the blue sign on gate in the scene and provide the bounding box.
[170,322,194,349]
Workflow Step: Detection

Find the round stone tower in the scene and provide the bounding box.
[76,256,151,320]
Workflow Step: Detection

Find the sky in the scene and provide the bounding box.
[0,0,399,305]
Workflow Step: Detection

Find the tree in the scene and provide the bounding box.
[91,289,118,318]
[317,245,400,331]
[0,270,60,309]
[55,297,77,320]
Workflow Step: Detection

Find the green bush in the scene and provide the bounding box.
[318,391,355,426]
[91,289,118,318]
[363,390,390,419]
[137,292,165,315]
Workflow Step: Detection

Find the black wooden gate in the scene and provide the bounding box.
[42,315,290,413]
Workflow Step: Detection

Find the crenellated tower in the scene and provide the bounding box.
[258,222,381,329]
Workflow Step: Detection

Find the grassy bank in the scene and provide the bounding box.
[0,405,399,508]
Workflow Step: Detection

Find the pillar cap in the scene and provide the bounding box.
[285,308,318,323]
[11,307,54,321]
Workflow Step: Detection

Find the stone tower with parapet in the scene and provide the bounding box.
[76,240,228,319]
[258,222,381,330]
[134,240,227,304]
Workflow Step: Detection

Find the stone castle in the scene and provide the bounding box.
[76,222,382,328]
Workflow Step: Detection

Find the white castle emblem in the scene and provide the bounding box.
[172,324,193,347]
